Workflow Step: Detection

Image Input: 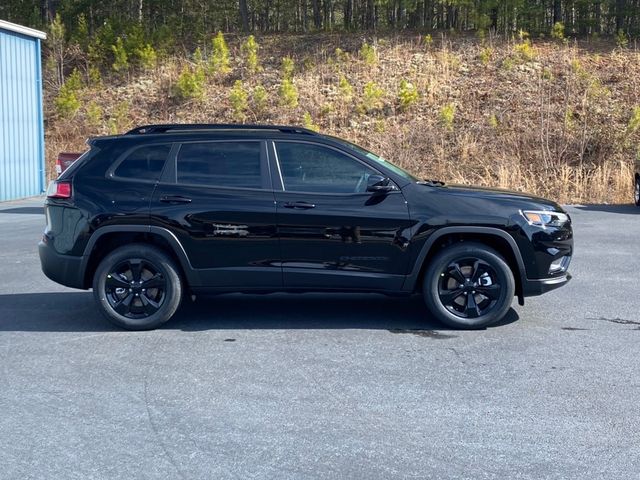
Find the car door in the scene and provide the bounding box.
[271,140,414,291]
[150,139,281,288]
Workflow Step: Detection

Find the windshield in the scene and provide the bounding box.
[328,136,419,182]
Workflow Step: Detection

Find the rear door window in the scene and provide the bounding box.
[113,144,172,181]
[176,141,262,189]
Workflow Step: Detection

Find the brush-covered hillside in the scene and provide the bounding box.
[45,33,640,204]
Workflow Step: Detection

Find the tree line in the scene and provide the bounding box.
[2,1,639,42]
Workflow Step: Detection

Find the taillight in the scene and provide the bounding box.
[47,181,72,199]
[55,152,81,176]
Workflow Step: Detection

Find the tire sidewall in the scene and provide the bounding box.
[93,245,182,330]
[423,243,515,329]
[635,177,640,206]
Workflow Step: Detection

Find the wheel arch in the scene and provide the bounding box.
[404,227,526,304]
[80,226,198,289]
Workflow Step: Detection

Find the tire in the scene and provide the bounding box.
[422,242,516,329]
[92,244,183,330]
[634,176,640,207]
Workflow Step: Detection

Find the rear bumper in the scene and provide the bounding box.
[522,272,571,297]
[38,239,86,289]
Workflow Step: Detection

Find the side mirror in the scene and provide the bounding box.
[366,175,394,193]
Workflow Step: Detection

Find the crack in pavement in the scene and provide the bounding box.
[588,317,640,326]
[388,329,458,339]
[143,378,187,480]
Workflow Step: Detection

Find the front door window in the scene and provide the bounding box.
[275,142,377,194]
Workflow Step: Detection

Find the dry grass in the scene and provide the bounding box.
[44,33,640,204]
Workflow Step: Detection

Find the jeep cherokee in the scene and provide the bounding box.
[39,124,573,330]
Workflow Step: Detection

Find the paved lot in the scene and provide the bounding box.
[0,197,639,480]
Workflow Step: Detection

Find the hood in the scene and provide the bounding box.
[431,183,565,212]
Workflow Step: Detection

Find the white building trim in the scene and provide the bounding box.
[0,19,47,40]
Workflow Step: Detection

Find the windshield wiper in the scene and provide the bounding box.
[417,179,445,186]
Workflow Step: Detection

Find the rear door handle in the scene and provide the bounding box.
[283,201,316,209]
[160,195,192,204]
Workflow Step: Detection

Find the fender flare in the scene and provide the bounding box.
[402,226,527,295]
[80,225,199,287]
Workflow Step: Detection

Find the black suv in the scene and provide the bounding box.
[39,124,573,330]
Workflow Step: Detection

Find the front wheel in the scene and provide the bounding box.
[634,176,640,207]
[93,244,183,330]
[423,242,516,329]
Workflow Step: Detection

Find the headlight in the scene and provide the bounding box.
[521,210,569,227]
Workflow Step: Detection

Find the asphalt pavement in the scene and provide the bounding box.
[0,197,639,480]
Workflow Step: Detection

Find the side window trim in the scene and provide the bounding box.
[271,140,395,195]
[259,140,272,190]
[169,139,271,191]
[159,143,180,184]
[267,140,285,191]
[107,142,175,183]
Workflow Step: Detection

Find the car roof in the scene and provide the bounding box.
[89,124,331,144]
[126,124,319,136]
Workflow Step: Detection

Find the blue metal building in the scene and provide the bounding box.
[0,20,47,202]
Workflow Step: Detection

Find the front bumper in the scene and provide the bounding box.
[522,272,572,297]
[38,238,86,289]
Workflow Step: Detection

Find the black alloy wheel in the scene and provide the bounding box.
[93,244,183,330]
[423,242,515,329]
[438,258,501,319]
[104,259,166,318]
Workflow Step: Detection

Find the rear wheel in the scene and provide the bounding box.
[93,244,183,330]
[634,176,640,207]
[423,242,515,329]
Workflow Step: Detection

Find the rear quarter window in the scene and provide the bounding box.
[113,144,172,181]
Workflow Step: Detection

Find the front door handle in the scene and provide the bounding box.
[160,195,192,204]
[283,201,316,209]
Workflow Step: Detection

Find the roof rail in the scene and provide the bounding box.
[125,124,318,136]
